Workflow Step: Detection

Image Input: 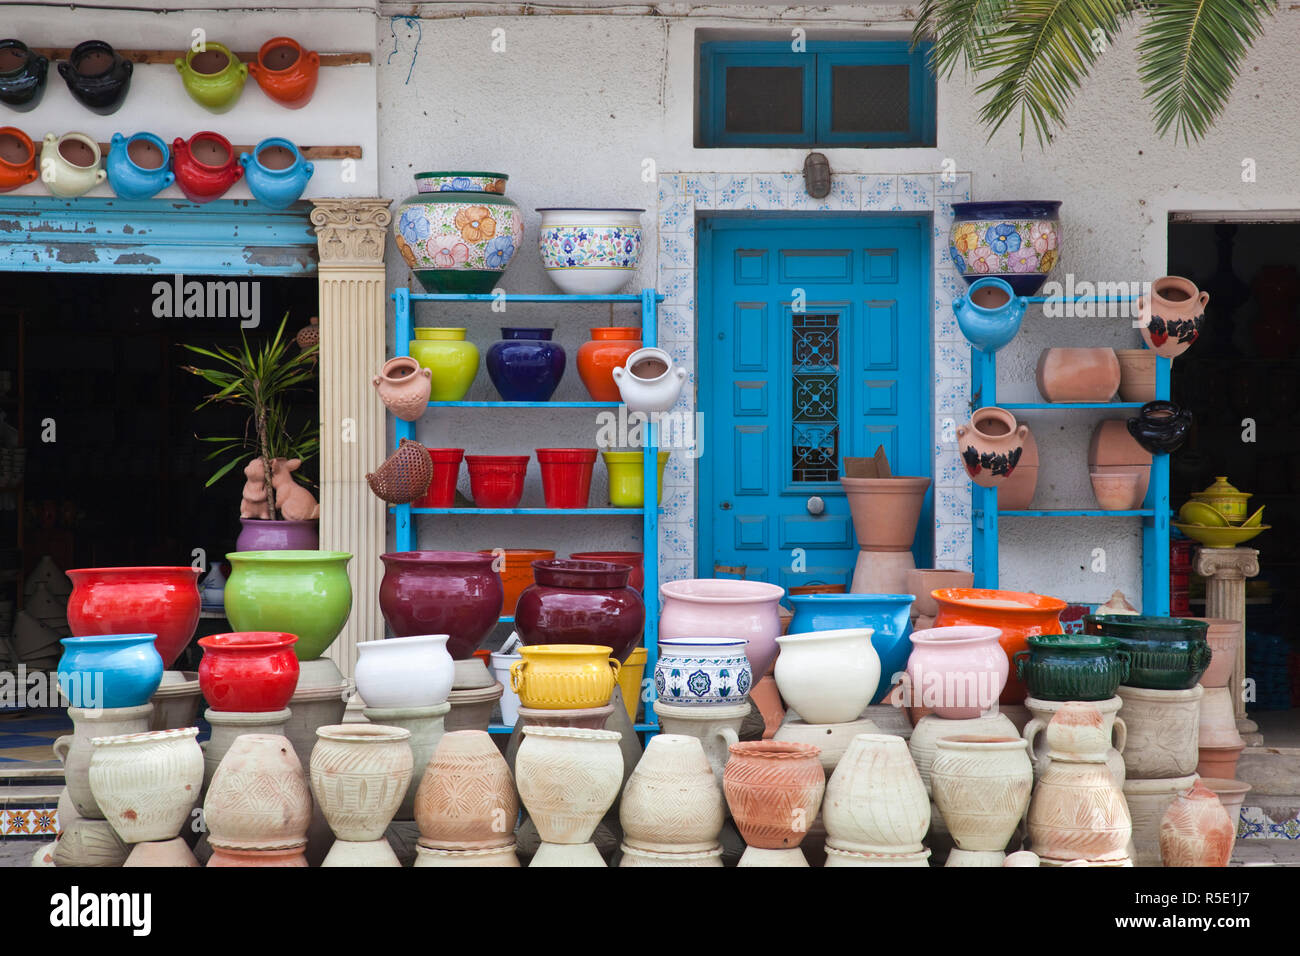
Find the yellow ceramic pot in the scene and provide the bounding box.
[1190,477,1251,525]
[409,328,480,401]
[510,644,621,709]
[617,646,647,721]
[602,451,669,507]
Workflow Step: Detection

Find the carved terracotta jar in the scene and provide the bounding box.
[204,733,312,851]
[514,725,623,845]
[88,728,204,843]
[931,735,1033,865]
[372,356,432,422]
[414,730,518,850]
[824,733,929,856]
[724,740,826,851]
[620,733,724,853]
[1159,780,1234,867]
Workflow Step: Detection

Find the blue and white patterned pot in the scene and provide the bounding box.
[537,207,643,295]
[654,637,751,706]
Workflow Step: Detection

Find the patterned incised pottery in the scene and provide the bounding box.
[310,724,413,842]
[620,734,724,852]
[204,733,311,850]
[39,131,105,197]
[1193,618,1241,688]
[123,837,198,867]
[515,725,623,845]
[908,712,1018,794]
[89,728,204,843]
[239,137,313,209]
[247,36,318,108]
[824,733,928,855]
[0,40,48,111]
[931,735,1033,866]
[486,328,566,402]
[105,131,173,200]
[1084,615,1211,690]
[1124,774,1198,867]
[1159,781,1233,867]
[414,730,518,850]
[952,276,1026,353]
[515,560,644,662]
[1127,400,1192,456]
[1035,348,1121,402]
[1116,684,1203,778]
[958,406,1028,488]
[576,327,642,401]
[509,643,620,709]
[905,625,1007,719]
[619,845,724,867]
[372,356,432,422]
[725,740,826,851]
[776,628,879,724]
[414,844,521,867]
[54,704,154,818]
[172,131,242,203]
[775,716,880,775]
[224,551,353,661]
[175,42,247,112]
[1013,633,1130,702]
[0,126,38,191]
[67,566,201,670]
[537,207,644,295]
[59,41,132,114]
[1137,276,1207,359]
[378,551,503,659]
[653,699,749,788]
[824,846,932,867]
[1023,695,1126,786]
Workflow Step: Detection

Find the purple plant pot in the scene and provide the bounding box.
[236,518,321,552]
[378,551,504,659]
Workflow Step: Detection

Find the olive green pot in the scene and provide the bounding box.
[1082,614,1211,690]
[1013,633,1129,701]
[223,550,353,661]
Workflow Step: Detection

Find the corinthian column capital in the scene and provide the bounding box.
[310,198,393,267]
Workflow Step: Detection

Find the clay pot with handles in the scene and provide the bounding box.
[1137,276,1207,359]
[957,406,1029,488]
[1022,695,1127,787]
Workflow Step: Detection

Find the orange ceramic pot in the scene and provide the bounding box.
[248,37,319,108]
[576,327,641,401]
[477,549,555,616]
[931,587,1067,704]
[0,127,38,192]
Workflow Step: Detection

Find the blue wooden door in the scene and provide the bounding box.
[700,216,931,588]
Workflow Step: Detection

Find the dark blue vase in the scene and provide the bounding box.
[486,327,566,402]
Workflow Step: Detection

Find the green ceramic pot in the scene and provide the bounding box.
[409,328,480,401]
[1013,633,1130,701]
[1082,614,1211,690]
[224,550,353,661]
[175,43,248,113]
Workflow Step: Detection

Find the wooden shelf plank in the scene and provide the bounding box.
[31,48,371,66]
[92,143,362,160]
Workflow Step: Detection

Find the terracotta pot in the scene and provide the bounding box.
[1138,276,1207,359]
[515,725,623,844]
[1192,618,1241,688]
[0,126,38,191]
[201,708,289,791]
[569,551,644,592]
[1115,349,1158,402]
[1116,684,1203,779]
[1124,774,1199,866]
[362,702,450,820]
[825,846,932,867]
[620,734,723,852]
[1198,741,1246,780]
[658,580,782,681]
[905,625,1008,719]
[89,728,204,843]
[52,814,129,868]
[414,730,518,850]
[997,424,1039,510]
[414,844,521,867]
[905,569,974,620]
[372,356,432,422]
[724,740,826,850]
[67,566,201,670]
[197,631,299,713]
[379,551,503,659]
[823,733,928,855]
[248,36,319,108]
[652,699,749,789]
[204,733,311,849]
[931,587,1066,704]
[774,715,879,776]
[931,735,1033,861]
[1090,471,1145,510]
[958,407,1028,488]
[1160,780,1233,867]
[309,724,413,842]
[1198,684,1244,749]
[446,683,505,733]
[509,643,620,709]
[536,447,598,508]
[775,628,879,724]
[515,560,644,662]
[1026,704,1131,863]
[576,327,641,401]
[53,704,154,818]
[123,837,199,867]
[1035,348,1121,402]
[907,712,1018,794]
[839,476,931,551]
[1201,777,1250,856]
[1024,695,1126,787]
[208,845,308,867]
[1089,419,1152,502]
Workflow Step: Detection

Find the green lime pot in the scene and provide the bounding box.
[1013,633,1130,701]
[224,550,353,661]
[409,328,479,401]
[1082,614,1211,690]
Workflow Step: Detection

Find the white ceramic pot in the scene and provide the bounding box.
[654,637,752,706]
[908,711,1018,794]
[619,734,723,852]
[40,132,106,198]
[774,628,879,725]
[930,735,1033,855]
[309,724,413,842]
[354,635,454,709]
[490,652,522,724]
[612,347,687,413]
[88,728,204,843]
[515,725,623,845]
[413,729,518,850]
[823,733,930,854]
[204,733,312,849]
[536,207,644,294]
[1116,684,1202,779]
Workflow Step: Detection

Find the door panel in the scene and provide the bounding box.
[702,216,931,589]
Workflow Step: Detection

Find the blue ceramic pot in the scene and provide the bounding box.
[485,327,566,402]
[953,276,1026,353]
[105,132,174,200]
[57,634,164,709]
[786,593,915,704]
[239,137,314,210]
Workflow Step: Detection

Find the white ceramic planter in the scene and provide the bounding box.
[536,207,644,294]
[88,727,204,843]
[515,725,623,845]
[620,734,723,852]
[774,628,879,725]
[354,635,454,709]
[490,652,522,724]
[309,724,413,842]
[612,347,687,413]
[40,132,106,198]
[204,733,312,849]
[823,733,930,855]
[930,735,1033,857]
[654,637,752,706]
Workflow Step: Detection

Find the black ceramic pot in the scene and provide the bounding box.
[58,40,132,115]
[0,40,48,111]
[1127,400,1192,455]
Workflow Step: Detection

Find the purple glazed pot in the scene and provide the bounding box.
[235,518,320,552]
[514,560,645,663]
[378,551,504,659]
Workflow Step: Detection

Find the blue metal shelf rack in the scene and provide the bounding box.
[390,287,665,733]
[968,294,1172,615]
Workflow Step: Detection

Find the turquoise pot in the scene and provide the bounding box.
[239,137,314,210]
[953,277,1027,353]
[786,593,914,704]
[57,634,164,709]
[224,550,353,661]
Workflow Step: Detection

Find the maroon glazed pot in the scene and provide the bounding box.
[514,560,645,663]
[378,551,504,659]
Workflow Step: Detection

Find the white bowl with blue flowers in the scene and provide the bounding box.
[654,637,752,707]
[537,207,644,295]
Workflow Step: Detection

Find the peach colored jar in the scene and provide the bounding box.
[905,625,1009,719]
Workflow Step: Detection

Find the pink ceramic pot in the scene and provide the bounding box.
[905,626,1008,719]
[659,579,785,677]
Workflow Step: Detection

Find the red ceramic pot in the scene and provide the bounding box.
[515,560,644,662]
[466,454,528,508]
[415,448,464,508]
[536,448,597,508]
[379,551,503,659]
[197,631,299,712]
[66,566,202,669]
[568,551,644,592]
[247,36,319,109]
[172,131,242,203]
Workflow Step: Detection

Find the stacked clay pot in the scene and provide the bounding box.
[724,740,826,867]
[1159,779,1234,867]
[310,724,413,867]
[931,735,1033,867]
[822,734,930,867]
[204,734,312,866]
[413,730,520,867]
[619,734,725,867]
[1191,618,1246,781]
[839,473,931,595]
[515,725,624,867]
[652,640,753,790]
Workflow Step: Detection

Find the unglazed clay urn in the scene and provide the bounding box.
[823,733,929,855]
[355,634,454,709]
[1089,419,1152,501]
[724,740,826,851]
[515,560,644,662]
[1159,780,1233,867]
[905,625,1008,719]
[174,42,246,112]
[0,126,39,192]
[1116,348,1158,402]
[654,637,752,706]
[509,643,620,709]
[1035,348,1121,402]
[171,131,242,203]
[839,475,931,551]
[309,724,413,842]
[515,726,624,844]
[414,730,518,850]
[485,328,566,402]
[59,40,132,114]
[89,728,204,843]
[409,328,480,401]
[949,200,1062,296]
[247,36,318,108]
[931,735,1033,864]
[775,628,879,724]
[786,593,913,705]
[0,40,48,111]
[1124,774,1198,866]
[1116,684,1203,778]
[1194,618,1241,688]
[204,733,312,851]
[620,734,724,852]
[908,712,1019,794]
[537,207,644,295]
[372,355,432,422]
[198,631,299,713]
[54,704,154,818]
[67,566,201,670]
[39,131,105,198]
[576,327,642,401]
[958,406,1028,488]
[378,551,503,660]
[224,551,353,661]
[394,172,523,293]
[1024,695,1126,785]
[1084,615,1211,690]
[660,579,784,678]
[56,634,163,709]
[1138,276,1207,359]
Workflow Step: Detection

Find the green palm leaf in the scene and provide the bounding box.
[912,0,1011,77]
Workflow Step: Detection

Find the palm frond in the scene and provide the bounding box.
[912,0,1011,77]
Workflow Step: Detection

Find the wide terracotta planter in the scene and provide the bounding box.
[355,634,454,709]
[378,551,503,659]
[53,704,154,818]
[1124,774,1199,867]
[204,733,311,850]
[1089,419,1152,501]
[1160,780,1233,867]
[67,566,201,670]
[931,735,1033,864]
[576,327,641,401]
[479,548,554,613]
[309,724,413,842]
[515,560,644,662]
[1137,276,1207,359]
[724,740,826,851]
[1013,633,1129,702]
[1192,618,1241,688]
[509,643,621,709]
[905,625,1007,719]
[1035,348,1121,403]
[958,407,1029,488]
[1198,741,1246,780]
[839,475,931,551]
[1115,349,1157,402]
[907,712,1018,794]
[89,728,204,843]
[823,733,928,855]
[775,628,879,724]
[620,734,723,853]
[414,730,518,850]
[515,725,624,845]
[1116,684,1203,779]
[660,579,784,678]
[198,631,299,713]
[1083,615,1211,690]
[224,551,353,661]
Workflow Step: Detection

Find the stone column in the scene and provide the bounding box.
[310,198,392,678]
[1194,546,1260,740]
